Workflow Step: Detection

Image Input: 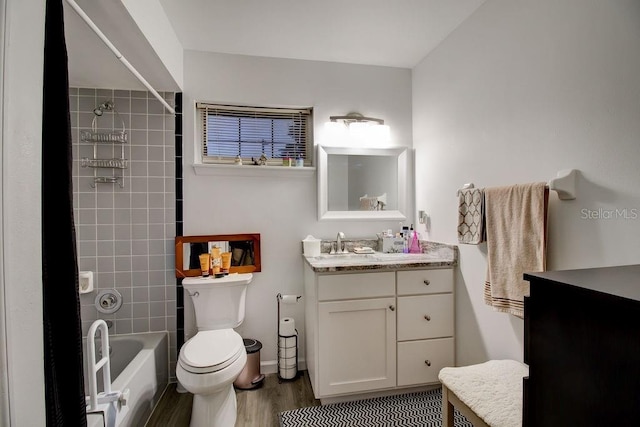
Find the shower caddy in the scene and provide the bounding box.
[80,100,128,188]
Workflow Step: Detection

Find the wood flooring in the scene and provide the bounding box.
[145,371,320,427]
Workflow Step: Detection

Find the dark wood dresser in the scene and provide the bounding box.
[523,264,640,427]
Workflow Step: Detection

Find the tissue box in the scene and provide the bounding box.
[379,237,405,253]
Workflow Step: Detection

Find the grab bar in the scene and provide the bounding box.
[87,319,112,411]
[85,319,130,427]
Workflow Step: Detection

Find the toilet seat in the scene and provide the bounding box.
[179,329,245,374]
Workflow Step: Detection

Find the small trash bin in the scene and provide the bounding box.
[234,338,265,390]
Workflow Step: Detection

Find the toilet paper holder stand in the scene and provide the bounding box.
[277,293,301,382]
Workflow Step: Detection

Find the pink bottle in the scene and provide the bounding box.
[409,228,421,253]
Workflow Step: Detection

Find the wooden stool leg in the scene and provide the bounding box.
[442,385,454,427]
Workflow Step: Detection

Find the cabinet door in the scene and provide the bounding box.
[397,294,454,341]
[397,338,454,386]
[318,298,396,396]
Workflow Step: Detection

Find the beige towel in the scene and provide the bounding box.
[484,183,548,318]
[457,187,485,244]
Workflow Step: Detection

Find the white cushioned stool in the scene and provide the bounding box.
[438,359,528,427]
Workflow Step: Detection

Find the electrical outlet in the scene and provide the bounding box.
[79,271,94,294]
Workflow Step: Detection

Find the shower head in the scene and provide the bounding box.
[93,100,114,116]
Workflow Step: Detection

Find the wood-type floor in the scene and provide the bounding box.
[145,371,320,427]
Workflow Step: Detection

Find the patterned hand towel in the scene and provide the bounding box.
[457,187,485,244]
[484,183,548,318]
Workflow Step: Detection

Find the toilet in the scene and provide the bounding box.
[176,273,253,427]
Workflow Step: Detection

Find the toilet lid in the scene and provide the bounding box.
[179,329,244,374]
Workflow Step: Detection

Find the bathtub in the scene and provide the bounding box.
[84,332,169,427]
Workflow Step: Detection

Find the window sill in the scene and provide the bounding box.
[192,163,316,178]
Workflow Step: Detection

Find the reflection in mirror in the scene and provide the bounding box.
[327,154,398,211]
[175,234,261,277]
[318,145,408,221]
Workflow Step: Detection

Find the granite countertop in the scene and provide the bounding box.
[303,241,458,273]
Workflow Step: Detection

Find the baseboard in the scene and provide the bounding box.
[319,383,441,405]
[261,358,306,375]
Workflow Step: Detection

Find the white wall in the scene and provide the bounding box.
[2,0,46,425]
[121,0,184,88]
[413,0,640,365]
[182,51,413,368]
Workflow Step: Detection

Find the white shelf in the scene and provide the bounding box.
[193,163,316,178]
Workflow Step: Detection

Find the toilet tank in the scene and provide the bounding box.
[183,273,253,330]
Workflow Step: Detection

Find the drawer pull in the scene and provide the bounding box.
[423,279,430,286]
[389,305,395,311]
[424,360,431,366]
[424,314,431,321]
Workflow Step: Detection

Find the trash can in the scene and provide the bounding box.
[234,338,265,390]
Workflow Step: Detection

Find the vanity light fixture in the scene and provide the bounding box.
[324,112,390,145]
[328,112,384,125]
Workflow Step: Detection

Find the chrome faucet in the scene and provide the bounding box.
[336,231,346,253]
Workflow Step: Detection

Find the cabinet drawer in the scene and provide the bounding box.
[397,338,454,386]
[397,269,453,295]
[397,294,454,341]
[318,272,395,301]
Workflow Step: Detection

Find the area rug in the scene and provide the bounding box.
[279,387,473,427]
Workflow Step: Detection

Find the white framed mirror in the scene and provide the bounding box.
[318,145,408,221]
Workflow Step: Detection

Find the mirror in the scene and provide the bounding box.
[175,234,261,277]
[317,145,408,221]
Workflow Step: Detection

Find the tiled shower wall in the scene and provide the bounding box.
[70,88,177,378]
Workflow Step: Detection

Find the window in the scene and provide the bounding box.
[197,103,313,166]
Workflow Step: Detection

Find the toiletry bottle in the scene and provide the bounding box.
[210,246,221,274]
[199,253,210,277]
[402,226,409,253]
[410,228,421,253]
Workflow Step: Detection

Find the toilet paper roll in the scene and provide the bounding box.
[279,317,296,336]
[281,356,297,369]
[280,295,299,304]
[279,366,297,380]
[278,336,297,359]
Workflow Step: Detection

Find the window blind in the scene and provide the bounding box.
[197,103,313,165]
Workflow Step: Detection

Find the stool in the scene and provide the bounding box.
[438,359,528,427]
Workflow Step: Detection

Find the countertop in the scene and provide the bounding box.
[303,241,458,273]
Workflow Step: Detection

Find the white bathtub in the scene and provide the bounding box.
[84,332,169,427]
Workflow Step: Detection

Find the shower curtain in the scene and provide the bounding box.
[42,0,87,425]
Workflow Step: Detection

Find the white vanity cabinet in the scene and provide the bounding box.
[304,263,455,401]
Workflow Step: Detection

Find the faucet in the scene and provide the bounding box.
[336,231,346,254]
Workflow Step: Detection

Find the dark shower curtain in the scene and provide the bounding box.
[42,0,87,425]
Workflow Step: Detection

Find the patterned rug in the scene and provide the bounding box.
[279,387,473,427]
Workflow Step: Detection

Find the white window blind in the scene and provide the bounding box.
[197,103,313,166]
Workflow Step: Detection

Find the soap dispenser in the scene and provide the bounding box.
[409,225,421,253]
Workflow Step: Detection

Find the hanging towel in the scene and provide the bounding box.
[483,183,548,318]
[457,187,485,244]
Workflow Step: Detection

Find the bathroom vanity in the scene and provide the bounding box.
[303,243,458,402]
